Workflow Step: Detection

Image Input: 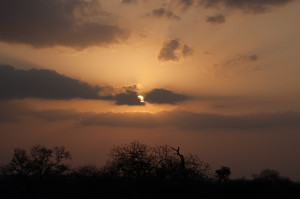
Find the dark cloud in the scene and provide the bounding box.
[115,90,145,106]
[121,0,137,4]
[199,0,295,14]
[182,45,194,57]
[0,65,194,106]
[249,54,259,61]
[0,0,129,49]
[158,39,181,61]
[158,39,193,62]
[0,65,110,100]
[149,8,180,20]
[206,14,226,24]
[177,0,195,9]
[223,54,259,66]
[145,88,189,104]
[123,85,138,91]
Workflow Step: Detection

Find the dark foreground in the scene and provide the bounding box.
[1,175,299,199]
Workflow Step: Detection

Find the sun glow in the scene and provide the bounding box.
[138,95,144,103]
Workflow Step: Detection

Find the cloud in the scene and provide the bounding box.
[199,0,295,14]
[175,0,195,9]
[0,65,193,106]
[145,88,189,104]
[115,90,145,106]
[149,8,180,20]
[206,14,226,24]
[2,100,300,130]
[3,102,299,130]
[158,39,180,61]
[121,0,137,4]
[48,110,300,130]
[249,54,259,61]
[158,39,193,62]
[0,0,129,49]
[226,54,259,64]
[216,54,259,68]
[211,54,260,78]
[182,45,194,57]
[0,65,110,100]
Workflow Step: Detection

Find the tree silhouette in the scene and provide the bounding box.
[75,165,101,177]
[215,166,231,183]
[4,145,71,178]
[252,169,290,184]
[104,141,155,177]
[104,141,212,179]
[185,154,212,179]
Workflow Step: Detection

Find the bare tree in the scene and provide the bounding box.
[171,147,186,176]
[4,145,71,178]
[104,141,211,179]
[185,154,212,179]
[153,145,180,177]
[105,141,156,177]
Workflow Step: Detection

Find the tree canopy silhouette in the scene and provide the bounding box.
[252,169,290,184]
[0,142,299,199]
[2,145,71,178]
[215,166,231,183]
[103,140,212,179]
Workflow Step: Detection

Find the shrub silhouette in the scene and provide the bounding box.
[3,145,71,178]
[252,169,290,184]
[215,166,231,183]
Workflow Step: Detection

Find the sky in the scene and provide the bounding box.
[1,0,300,180]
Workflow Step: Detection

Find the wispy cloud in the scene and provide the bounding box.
[147,8,180,20]
[206,14,226,24]
[2,100,300,130]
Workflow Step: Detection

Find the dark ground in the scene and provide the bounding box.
[1,175,299,199]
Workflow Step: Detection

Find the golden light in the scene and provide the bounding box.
[138,95,144,103]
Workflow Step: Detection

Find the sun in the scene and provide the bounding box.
[138,95,144,103]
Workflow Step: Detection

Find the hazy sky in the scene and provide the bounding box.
[1,0,300,180]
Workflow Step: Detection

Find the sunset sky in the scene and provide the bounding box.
[1,0,300,180]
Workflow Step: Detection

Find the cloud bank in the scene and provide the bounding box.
[2,100,300,130]
[145,88,189,104]
[121,0,137,4]
[35,110,300,130]
[115,90,145,106]
[199,0,294,14]
[0,0,129,49]
[0,65,109,100]
[0,65,190,105]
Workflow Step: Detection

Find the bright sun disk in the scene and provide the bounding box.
[138,95,144,103]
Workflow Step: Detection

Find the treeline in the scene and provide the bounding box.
[0,141,299,199]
